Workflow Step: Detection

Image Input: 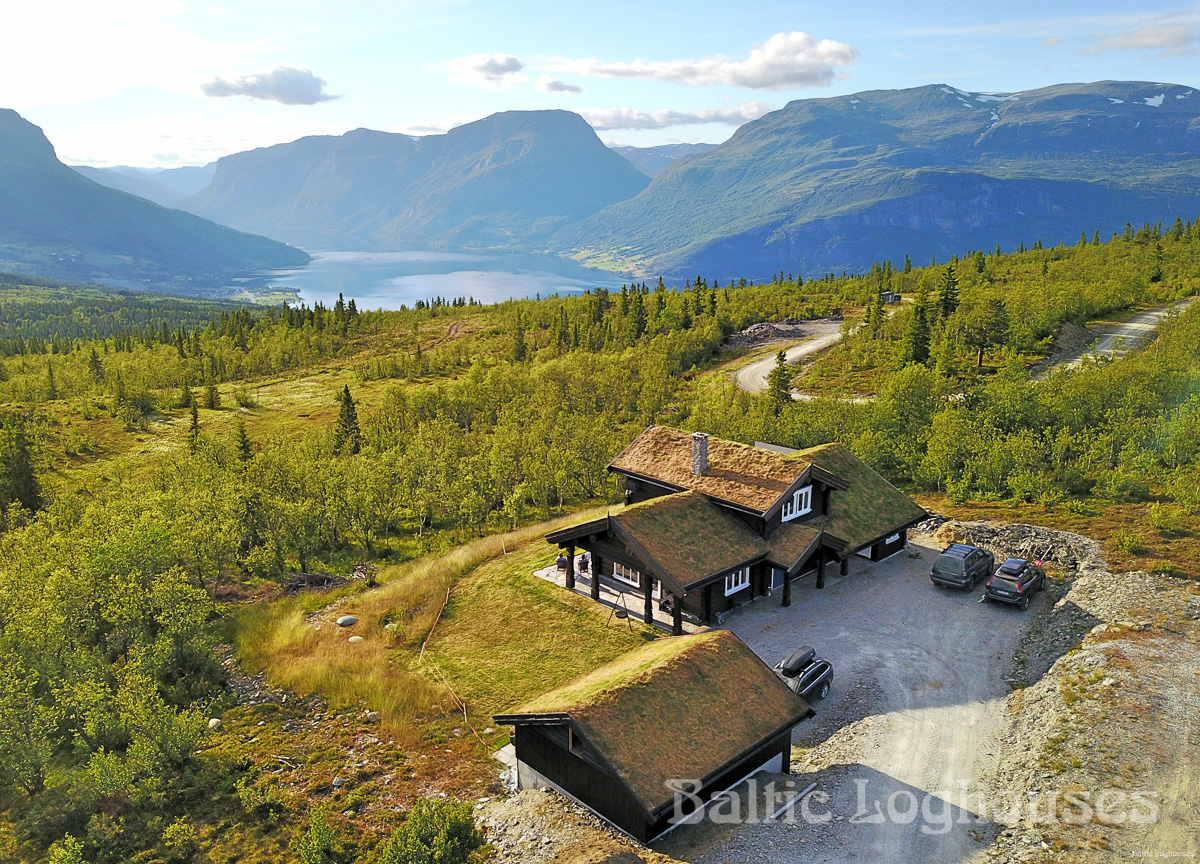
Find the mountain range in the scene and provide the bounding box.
[0,109,306,288]
[177,111,649,252]
[9,80,1200,291]
[555,81,1200,278]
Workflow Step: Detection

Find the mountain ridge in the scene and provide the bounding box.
[0,109,308,289]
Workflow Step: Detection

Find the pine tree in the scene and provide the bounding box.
[0,414,41,512]
[204,381,220,410]
[866,291,884,339]
[45,361,58,401]
[333,385,361,455]
[235,419,253,462]
[178,381,193,410]
[937,265,959,319]
[766,351,792,415]
[510,316,527,362]
[902,286,931,365]
[1093,230,1101,245]
[628,291,647,339]
[87,348,104,382]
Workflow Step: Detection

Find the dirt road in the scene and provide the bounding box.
[733,321,846,395]
[1056,298,1196,370]
[657,535,1035,864]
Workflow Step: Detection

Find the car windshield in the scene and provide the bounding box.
[934,559,962,574]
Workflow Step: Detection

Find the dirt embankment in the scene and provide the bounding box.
[938,520,1200,863]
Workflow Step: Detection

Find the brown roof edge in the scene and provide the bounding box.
[609,467,765,516]
[844,513,929,555]
[493,711,573,725]
[545,516,610,546]
[676,552,772,593]
[766,530,825,577]
[606,424,657,471]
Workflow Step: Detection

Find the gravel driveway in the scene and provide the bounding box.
[657,534,1036,864]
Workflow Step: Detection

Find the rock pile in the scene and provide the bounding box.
[725,317,840,348]
[932,520,1102,570]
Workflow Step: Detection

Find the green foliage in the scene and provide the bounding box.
[766,350,792,415]
[161,818,199,862]
[236,774,287,823]
[0,412,40,512]
[376,798,486,864]
[1113,530,1147,555]
[290,807,348,864]
[333,386,362,456]
[45,835,86,864]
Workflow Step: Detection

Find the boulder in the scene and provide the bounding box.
[348,635,364,644]
[336,615,358,627]
[207,718,222,731]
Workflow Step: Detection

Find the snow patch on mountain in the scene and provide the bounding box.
[977,94,1019,103]
[1144,94,1165,107]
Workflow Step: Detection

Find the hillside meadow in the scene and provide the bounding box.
[0,215,1198,861]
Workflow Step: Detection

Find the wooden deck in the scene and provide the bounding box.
[533,555,700,635]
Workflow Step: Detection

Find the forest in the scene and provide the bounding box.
[0,214,1198,862]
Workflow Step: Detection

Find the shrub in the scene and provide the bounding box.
[1146,559,1179,576]
[1113,530,1146,555]
[236,775,286,822]
[291,807,348,864]
[376,798,487,864]
[1148,503,1185,536]
[162,818,199,861]
[233,386,258,408]
[1093,470,1151,503]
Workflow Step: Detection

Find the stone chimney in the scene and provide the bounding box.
[691,432,709,475]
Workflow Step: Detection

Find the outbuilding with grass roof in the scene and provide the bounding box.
[494,630,813,842]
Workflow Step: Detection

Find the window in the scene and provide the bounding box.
[886,533,900,544]
[781,485,813,522]
[612,562,640,587]
[724,566,750,596]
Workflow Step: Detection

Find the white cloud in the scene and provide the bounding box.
[545,32,857,90]
[1082,22,1197,56]
[535,75,584,94]
[581,101,774,131]
[444,53,529,88]
[1042,36,1066,47]
[201,65,337,105]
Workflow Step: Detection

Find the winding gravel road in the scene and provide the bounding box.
[1058,298,1196,370]
[732,321,846,395]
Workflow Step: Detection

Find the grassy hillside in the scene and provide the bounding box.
[0,216,1197,861]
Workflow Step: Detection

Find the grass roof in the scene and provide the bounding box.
[610,492,768,590]
[506,630,810,814]
[610,426,813,512]
[766,521,822,574]
[797,442,927,553]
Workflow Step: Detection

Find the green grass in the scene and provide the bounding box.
[423,542,658,724]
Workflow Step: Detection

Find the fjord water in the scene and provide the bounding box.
[263,250,630,310]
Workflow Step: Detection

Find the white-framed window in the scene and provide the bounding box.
[724,566,751,596]
[612,561,640,587]
[781,485,813,522]
[652,579,662,600]
[886,533,901,544]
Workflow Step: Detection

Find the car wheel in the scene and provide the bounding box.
[1020,595,1030,611]
[819,682,830,700]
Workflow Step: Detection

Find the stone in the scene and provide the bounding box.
[337,615,358,627]
[365,710,381,724]
[332,777,345,788]
[348,636,364,644]
[207,718,222,730]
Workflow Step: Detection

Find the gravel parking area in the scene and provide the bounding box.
[656,534,1039,864]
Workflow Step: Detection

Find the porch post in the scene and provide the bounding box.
[672,594,684,636]
[565,544,575,590]
[817,553,826,590]
[591,552,602,601]
[702,584,713,625]
[782,571,791,608]
[642,576,653,625]
[840,556,849,576]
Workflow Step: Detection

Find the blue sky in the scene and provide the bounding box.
[4,0,1198,167]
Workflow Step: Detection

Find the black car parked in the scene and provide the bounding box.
[931,543,995,590]
[983,557,1046,610]
[774,646,833,702]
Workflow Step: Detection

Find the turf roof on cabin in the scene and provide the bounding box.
[609,425,817,512]
[765,521,823,574]
[610,492,768,589]
[500,630,811,815]
[798,442,928,553]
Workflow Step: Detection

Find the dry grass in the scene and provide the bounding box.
[232,507,617,746]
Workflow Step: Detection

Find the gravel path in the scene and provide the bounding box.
[732,321,846,395]
[1056,298,1196,370]
[657,535,1034,864]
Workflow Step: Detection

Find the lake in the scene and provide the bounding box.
[260,250,633,310]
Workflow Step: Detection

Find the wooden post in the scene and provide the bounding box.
[702,584,713,624]
[817,553,826,590]
[782,571,791,608]
[565,544,576,590]
[643,576,653,625]
[672,594,684,636]
[839,556,849,577]
[591,552,602,601]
